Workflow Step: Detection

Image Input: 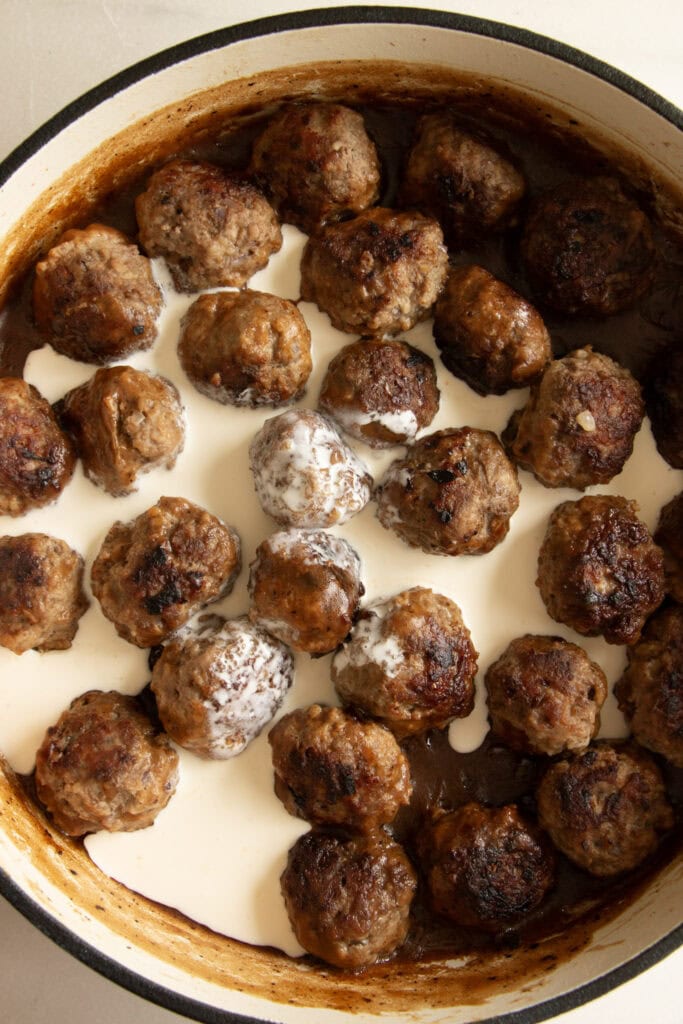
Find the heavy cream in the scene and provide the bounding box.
[0,224,680,958]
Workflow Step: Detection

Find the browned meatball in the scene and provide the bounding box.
[503,347,644,490]
[0,533,88,654]
[645,342,683,468]
[536,495,664,645]
[433,264,551,395]
[0,377,76,516]
[400,113,526,245]
[332,587,478,737]
[34,690,179,836]
[268,704,412,830]
[33,224,162,364]
[178,289,312,407]
[281,828,416,970]
[58,365,184,496]
[318,337,439,448]
[300,207,448,336]
[249,409,372,529]
[655,492,683,602]
[151,616,294,759]
[249,101,381,234]
[536,742,674,876]
[91,496,241,647]
[135,159,282,292]
[484,635,608,756]
[376,427,520,556]
[520,178,656,316]
[417,803,555,930]
[615,605,683,768]
[248,529,363,655]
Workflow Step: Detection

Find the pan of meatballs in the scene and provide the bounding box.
[0,8,681,1024]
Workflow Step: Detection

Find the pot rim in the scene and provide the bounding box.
[0,7,681,1024]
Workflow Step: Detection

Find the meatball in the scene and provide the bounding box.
[33,224,162,364]
[268,704,412,830]
[417,803,555,930]
[58,365,184,496]
[0,533,88,654]
[615,605,683,768]
[34,690,179,836]
[0,377,76,516]
[655,491,683,602]
[536,495,664,645]
[432,264,551,396]
[503,347,644,490]
[281,828,416,970]
[249,101,381,234]
[332,587,478,737]
[91,496,241,647]
[318,337,439,448]
[375,427,520,556]
[536,742,674,876]
[248,529,363,655]
[399,113,526,245]
[135,159,282,292]
[151,616,293,759]
[520,177,656,316]
[484,634,608,756]
[645,342,683,468]
[249,409,372,529]
[178,289,311,407]
[300,207,448,336]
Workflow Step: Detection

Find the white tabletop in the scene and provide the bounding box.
[1,2,682,1022]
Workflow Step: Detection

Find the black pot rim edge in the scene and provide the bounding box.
[0,7,681,1024]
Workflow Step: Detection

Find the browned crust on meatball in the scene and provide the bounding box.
[417,802,555,930]
[536,495,665,645]
[332,587,478,737]
[433,265,551,396]
[268,704,413,830]
[250,101,381,234]
[318,337,439,447]
[615,605,683,768]
[33,224,162,364]
[300,207,448,336]
[135,159,282,292]
[654,492,683,602]
[536,742,674,876]
[248,529,363,655]
[484,634,608,756]
[58,365,184,496]
[281,828,417,970]
[503,347,644,490]
[34,689,179,836]
[645,343,683,469]
[0,377,76,516]
[399,113,526,245]
[375,427,520,556]
[91,496,241,647]
[0,533,89,654]
[178,289,312,408]
[520,177,656,316]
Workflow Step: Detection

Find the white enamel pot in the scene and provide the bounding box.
[0,7,681,1024]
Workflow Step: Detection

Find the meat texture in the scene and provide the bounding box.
[59,365,184,496]
[33,224,162,364]
[332,586,478,737]
[250,101,381,233]
[654,491,683,602]
[248,528,363,655]
[91,496,241,647]
[318,337,439,448]
[35,690,179,836]
[375,426,520,556]
[645,342,683,469]
[0,533,88,654]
